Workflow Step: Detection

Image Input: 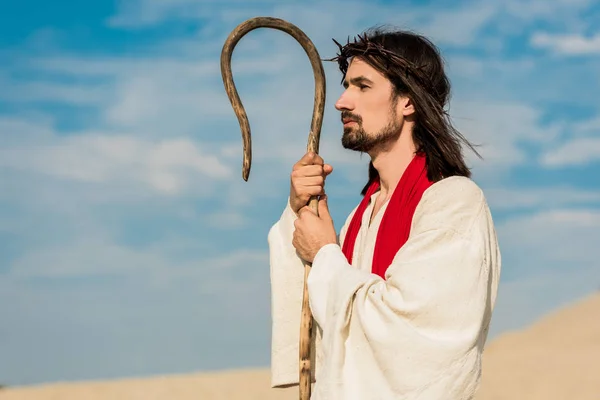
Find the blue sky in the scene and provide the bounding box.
[1,0,600,387]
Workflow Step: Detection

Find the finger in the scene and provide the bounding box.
[299,186,325,198]
[298,205,312,217]
[297,152,323,166]
[323,164,334,176]
[292,165,324,177]
[290,165,325,180]
[298,205,317,217]
[298,175,324,187]
[313,154,325,166]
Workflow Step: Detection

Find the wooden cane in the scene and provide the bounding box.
[220,17,326,400]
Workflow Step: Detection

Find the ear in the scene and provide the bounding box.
[400,96,415,117]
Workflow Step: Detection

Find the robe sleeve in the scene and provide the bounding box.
[267,197,357,388]
[267,197,305,388]
[306,178,501,394]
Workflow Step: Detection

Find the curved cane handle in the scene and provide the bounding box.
[220,16,326,180]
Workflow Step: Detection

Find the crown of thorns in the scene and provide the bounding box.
[327,33,437,95]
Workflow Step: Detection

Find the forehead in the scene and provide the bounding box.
[345,57,386,81]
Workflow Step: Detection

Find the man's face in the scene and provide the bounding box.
[334,57,404,153]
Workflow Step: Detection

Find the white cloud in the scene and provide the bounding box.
[1,36,347,219]
[108,0,499,48]
[0,240,272,385]
[540,137,600,167]
[0,115,56,144]
[573,115,600,134]
[31,56,215,77]
[10,237,167,279]
[419,4,498,46]
[205,210,252,230]
[503,0,595,21]
[530,32,600,55]
[5,0,590,197]
[9,234,267,287]
[449,100,559,178]
[498,209,600,268]
[15,54,293,137]
[484,186,600,211]
[446,55,537,80]
[0,131,233,196]
[107,0,222,28]
[106,0,599,55]
[0,79,110,105]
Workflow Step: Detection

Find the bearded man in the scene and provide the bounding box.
[267,27,501,399]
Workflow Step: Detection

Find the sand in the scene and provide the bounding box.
[2,293,599,399]
[474,292,600,400]
[0,370,296,400]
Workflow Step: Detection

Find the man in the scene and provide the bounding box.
[267,27,501,399]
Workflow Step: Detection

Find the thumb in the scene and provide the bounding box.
[323,164,333,176]
[318,195,330,217]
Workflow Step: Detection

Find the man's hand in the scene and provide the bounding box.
[293,195,337,263]
[290,152,333,215]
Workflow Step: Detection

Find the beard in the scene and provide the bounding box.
[341,110,403,153]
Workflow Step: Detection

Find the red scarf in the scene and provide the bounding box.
[341,153,433,279]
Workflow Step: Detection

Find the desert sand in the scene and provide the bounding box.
[1,293,599,399]
[475,292,600,400]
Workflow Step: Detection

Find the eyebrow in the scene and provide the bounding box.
[342,76,374,89]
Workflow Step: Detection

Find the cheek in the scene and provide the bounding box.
[362,101,392,132]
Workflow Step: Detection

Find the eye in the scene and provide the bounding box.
[359,84,370,91]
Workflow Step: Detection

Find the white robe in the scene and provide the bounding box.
[267,175,501,399]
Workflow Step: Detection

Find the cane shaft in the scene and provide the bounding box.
[220,17,325,400]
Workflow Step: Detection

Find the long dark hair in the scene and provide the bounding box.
[328,27,481,195]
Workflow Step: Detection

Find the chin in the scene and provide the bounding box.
[342,138,371,153]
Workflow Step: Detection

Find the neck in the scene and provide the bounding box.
[370,126,417,198]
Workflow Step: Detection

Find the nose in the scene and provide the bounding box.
[335,90,353,111]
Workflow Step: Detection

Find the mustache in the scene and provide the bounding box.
[341,111,362,124]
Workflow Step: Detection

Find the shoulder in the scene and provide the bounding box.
[424,175,485,207]
[411,176,488,236]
